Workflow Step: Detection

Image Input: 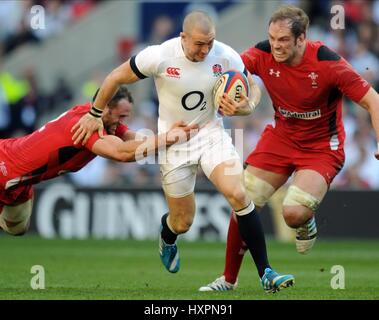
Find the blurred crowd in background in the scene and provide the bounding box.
[0,0,103,135]
[1,0,379,190]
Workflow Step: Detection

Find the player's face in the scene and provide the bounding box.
[181,28,215,62]
[268,20,303,64]
[103,98,132,135]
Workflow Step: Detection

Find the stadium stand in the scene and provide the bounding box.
[2,0,379,191]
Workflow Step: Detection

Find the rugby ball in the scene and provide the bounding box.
[213,70,249,110]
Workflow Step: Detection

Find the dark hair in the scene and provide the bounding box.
[269,5,309,39]
[92,85,134,107]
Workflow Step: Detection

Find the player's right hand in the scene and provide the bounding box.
[219,93,251,116]
[71,113,104,146]
[166,121,199,145]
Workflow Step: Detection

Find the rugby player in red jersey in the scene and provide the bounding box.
[0,85,196,236]
[199,5,379,291]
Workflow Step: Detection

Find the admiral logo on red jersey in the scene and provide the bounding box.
[279,107,321,120]
[166,67,181,78]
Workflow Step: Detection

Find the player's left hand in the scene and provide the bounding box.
[218,93,249,116]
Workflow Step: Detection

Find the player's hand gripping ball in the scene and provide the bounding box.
[213,70,250,111]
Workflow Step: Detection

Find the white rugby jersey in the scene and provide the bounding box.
[130,37,246,133]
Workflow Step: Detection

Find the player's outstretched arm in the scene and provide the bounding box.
[218,72,261,117]
[71,59,140,146]
[357,87,379,159]
[91,121,199,162]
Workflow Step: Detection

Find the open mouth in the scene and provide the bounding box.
[108,125,117,133]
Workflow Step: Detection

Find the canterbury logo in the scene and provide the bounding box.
[166,67,181,78]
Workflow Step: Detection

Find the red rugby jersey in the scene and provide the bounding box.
[241,40,370,150]
[0,103,127,190]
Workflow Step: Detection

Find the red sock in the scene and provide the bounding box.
[223,211,247,284]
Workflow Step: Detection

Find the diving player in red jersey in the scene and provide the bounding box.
[199,5,379,291]
[0,85,196,236]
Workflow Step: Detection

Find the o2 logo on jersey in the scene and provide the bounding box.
[182,91,206,111]
[166,67,181,78]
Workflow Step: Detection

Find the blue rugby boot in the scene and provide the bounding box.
[159,235,180,273]
[261,268,295,293]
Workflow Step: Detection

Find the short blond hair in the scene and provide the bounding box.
[182,10,214,35]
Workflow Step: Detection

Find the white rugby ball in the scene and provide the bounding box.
[213,70,249,110]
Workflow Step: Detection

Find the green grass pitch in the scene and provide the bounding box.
[0,236,378,300]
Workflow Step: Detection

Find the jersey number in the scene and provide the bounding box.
[181,91,207,111]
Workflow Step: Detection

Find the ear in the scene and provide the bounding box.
[297,33,306,46]
[180,32,186,41]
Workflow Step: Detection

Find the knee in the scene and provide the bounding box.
[1,200,33,236]
[282,185,320,228]
[282,207,311,228]
[244,170,275,208]
[224,187,248,208]
[4,219,30,236]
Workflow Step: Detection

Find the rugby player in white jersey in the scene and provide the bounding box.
[72,11,294,293]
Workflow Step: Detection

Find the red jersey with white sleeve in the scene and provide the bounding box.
[241,40,370,151]
[0,103,127,205]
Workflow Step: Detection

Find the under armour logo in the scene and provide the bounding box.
[166,67,181,78]
[269,69,280,77]
[0,161,7,176]
[308,72,319,88]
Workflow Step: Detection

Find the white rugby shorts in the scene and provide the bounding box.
[159,122,241,198]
